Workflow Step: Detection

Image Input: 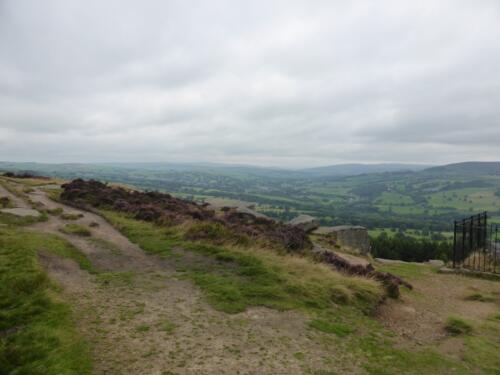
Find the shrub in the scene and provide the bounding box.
[61,212,84,220]
[445,317,473,335]
[60,224,91,237]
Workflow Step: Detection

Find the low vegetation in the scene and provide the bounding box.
[445,317,474,335]
[103,210,383,314]
[60,223,92,237]
[0,196,14,208]
[0,227,94,374]
[61,212,84,220]
[0,211,47,227]
[371,232,452,262]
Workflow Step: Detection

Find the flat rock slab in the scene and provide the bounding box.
[1,208,40,217]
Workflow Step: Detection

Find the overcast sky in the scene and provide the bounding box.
[1,0,499,167]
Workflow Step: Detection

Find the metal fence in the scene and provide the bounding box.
[453,212,499,273]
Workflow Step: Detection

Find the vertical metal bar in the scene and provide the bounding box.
[479,212,486,272]
[470,216,475,270]
[462,219,466,268]
[453,220,457,268]
[495,225,498,274]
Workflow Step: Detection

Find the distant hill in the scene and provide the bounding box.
[299,163,431,177]
[0,161,432,179]
[424,162,500,175]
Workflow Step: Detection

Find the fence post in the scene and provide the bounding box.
[462,219,466,268]
[453,220,457,268]
[495,225,498,274]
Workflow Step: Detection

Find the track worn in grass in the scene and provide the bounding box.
[0,227,94,374]
[102,210,383,314]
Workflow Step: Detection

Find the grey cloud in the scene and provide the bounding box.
[1,0,500,167]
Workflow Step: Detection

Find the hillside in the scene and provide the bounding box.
[1,161,499,235]
[424,162,500,176]
[1,174,499,374]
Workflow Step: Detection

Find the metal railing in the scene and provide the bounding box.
[453,212,498,273]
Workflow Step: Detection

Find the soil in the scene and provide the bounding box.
[6,180,499,374]
[22,186,362,375]
[377,271,499,350]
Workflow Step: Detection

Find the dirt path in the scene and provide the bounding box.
[0,182,30,208]
[377,271,499,351]
[25,186,360,375]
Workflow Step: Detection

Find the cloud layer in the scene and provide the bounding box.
[1,0,499,167]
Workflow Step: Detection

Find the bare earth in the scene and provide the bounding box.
[5,180,498,374]
[377,270,499,353]
[25,187,362,375]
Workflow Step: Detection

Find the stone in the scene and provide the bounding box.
[288,215,320,233]
[315,225,370,254]
[425,259,445,267]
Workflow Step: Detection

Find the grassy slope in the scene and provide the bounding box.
[102,210,383,314]
[101,210,483,374]
[376,262,500,374]
[0,227,94,374]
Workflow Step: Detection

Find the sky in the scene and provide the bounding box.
[1,0,499,168]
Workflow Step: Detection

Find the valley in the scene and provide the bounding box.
[1,173,499,374]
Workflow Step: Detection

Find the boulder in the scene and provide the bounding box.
[315,225,370,254]
[288,215,320,233]
[425,259,445,267]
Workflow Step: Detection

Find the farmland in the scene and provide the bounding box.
[1,161,500,237]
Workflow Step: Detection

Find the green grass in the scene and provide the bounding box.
[60,223,92,237]
[445,317,473,335]
[0,227,94,374]
[98,209,500,374]
[464,293,495,303]
[60,213,84,220]
[375,262,435,279]
[159,320,176,334]
[135,324,150,333]
[101,210,383,314]
[45,207,63,216]
[0,196,15,208]
[0,211,47,227]
[308,319,353,337]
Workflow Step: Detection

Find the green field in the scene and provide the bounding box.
[2,161,500,234]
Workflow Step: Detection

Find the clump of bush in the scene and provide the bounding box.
[445,317,473,335]
[464,293,494,302]
[45,207,63,216]
[184,221,249,246]
[61,213,84,220]
[61,179,311,252]
[0,196,13,208]
[60,224,91,237]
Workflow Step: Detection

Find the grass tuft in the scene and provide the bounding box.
[60,223,91,237]
[61,212,84,220]
[445,316,474,335]
[309,319,353,337]
[464,293,495,302]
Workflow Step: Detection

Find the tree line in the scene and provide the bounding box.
[370,232,452,262]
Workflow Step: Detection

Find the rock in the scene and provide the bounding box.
[425,259,445,267]
[234,206,270,220]
[315,225,370,254]
[288,215,320,233]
